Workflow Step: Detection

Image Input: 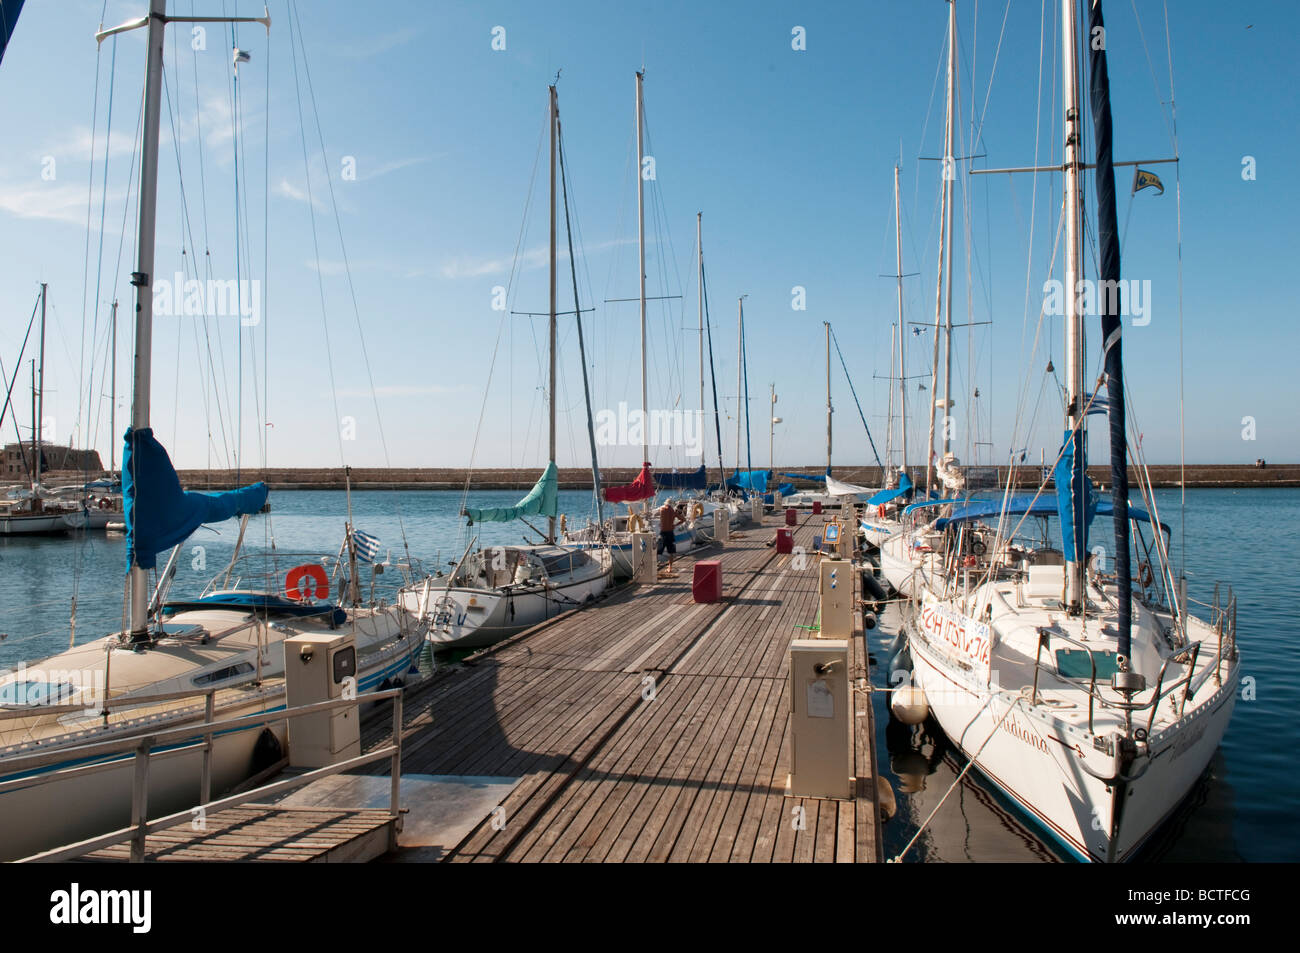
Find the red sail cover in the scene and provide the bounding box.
[605,462,656,504]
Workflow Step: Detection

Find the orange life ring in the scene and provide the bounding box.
[1138,561,1154,588]
[962,555,978,568]
[877,504,886,519]
[285,563,330,602]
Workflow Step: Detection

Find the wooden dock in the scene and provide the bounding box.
[366,510,881,862]
[80,805,398,863]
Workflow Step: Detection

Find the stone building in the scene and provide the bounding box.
[1,443,104,479]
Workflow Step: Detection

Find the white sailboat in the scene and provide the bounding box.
[0,1,424,861]
[400,83,612,648]
[894,0,1238,862]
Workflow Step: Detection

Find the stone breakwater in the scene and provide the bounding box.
[143,463,1300,491]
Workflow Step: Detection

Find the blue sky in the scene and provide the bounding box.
[0,0,1295,475]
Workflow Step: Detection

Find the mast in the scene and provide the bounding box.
[741,298,752,475]
[924,7,953,499]
[102,0,269,638]
[635,71,648,467]
[1061,0,1086,611]
[547,83,558,545]
[36,282,45,487]
[28,360,36,490]
[894,165,909,483]
[824,321,832,475]
[125,0,167,639]
[109,299,118,477]
[697,212,704,425]
[940,0,957,464]
[735,297,742,483]
[769,383,776,472]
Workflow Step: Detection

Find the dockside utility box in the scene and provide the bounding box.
[788,638,851,800]
[775,528,794,554]
[819,557,853,639]
[751,497,764,524]
[692,560,722,603]
[714,508,730,544]
[631,531,656,584]
[285,631,361,769]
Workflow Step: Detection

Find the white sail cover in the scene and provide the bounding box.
[825,475,873,498]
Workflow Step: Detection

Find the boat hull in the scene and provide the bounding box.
[907,622,1237,862]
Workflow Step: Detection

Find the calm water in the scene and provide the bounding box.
[869,487,1300,863]
[0,488,605,667]
[1,487,1295,861]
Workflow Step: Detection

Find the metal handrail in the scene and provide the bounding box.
[14,687,404,863]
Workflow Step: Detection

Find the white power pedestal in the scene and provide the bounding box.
[750,497,764,524]
[819,557,853,639]
[788,639,851,800]
[631,531,656,584]
[714,508,729,544]
[285,631,361,769]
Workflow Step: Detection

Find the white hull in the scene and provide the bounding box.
[401,547,612,648]
[908,626,1236,861]
[0,511,84,535]
[0,616,422,861]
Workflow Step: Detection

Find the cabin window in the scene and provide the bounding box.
[0,681,77,705]
[193,662,256,686]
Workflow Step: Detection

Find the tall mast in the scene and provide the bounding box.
[824,321,832,475]
[697,213,704,432]
[36,282,46,487]
[547,83,558,545]
[125,0,167,638]
[940,0,957,463]
[1061,0,1086,610]
[635,70,648,466]
[735,297,742,482]
[769,382,776,471]
[894,165,908,481]
[101,0,268,637]
[109,299,118,477]
[924,6,954,499]
[28,360,36,489]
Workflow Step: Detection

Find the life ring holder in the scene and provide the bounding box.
[689,501,704,521]
[285,563,330,602]
[627,513,646,534]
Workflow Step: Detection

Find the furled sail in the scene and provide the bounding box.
[464,461,558,523]
[0,1,25,66]
[123,427,269,570]
[655,464,707,490]
[826,474,874,498]
[605,462,656,504]
[1088,0,1133,658]
[1053,430,1097,567]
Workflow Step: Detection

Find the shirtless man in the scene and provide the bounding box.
[658,500,678,575]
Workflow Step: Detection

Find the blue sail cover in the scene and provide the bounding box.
[781,472,826,482]
[867,471,913,506]
[0,1,24,66]
[727,470,772,493]
[124,427,269,570]
[656,464,708,490]
[932,494,1164,532]
[1054,432,1097,563]
[464,461,558,524]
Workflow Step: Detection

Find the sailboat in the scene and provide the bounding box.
[565,71,702,577]
[0,1,424,861]
[0,284,93,535]
[893,0,1239,862]
[398,83,612,648]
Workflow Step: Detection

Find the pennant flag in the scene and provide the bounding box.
[1132,168,1164,195]
[232,47,251,65]
[352,529,381,564]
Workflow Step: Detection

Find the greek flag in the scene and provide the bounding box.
[352,529,381,564]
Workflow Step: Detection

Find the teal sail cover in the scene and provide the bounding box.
[1053,431,1097,564]
[464,461,558,524]
[124,427,269,570]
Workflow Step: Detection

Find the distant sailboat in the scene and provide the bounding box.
[399,83,612,647]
